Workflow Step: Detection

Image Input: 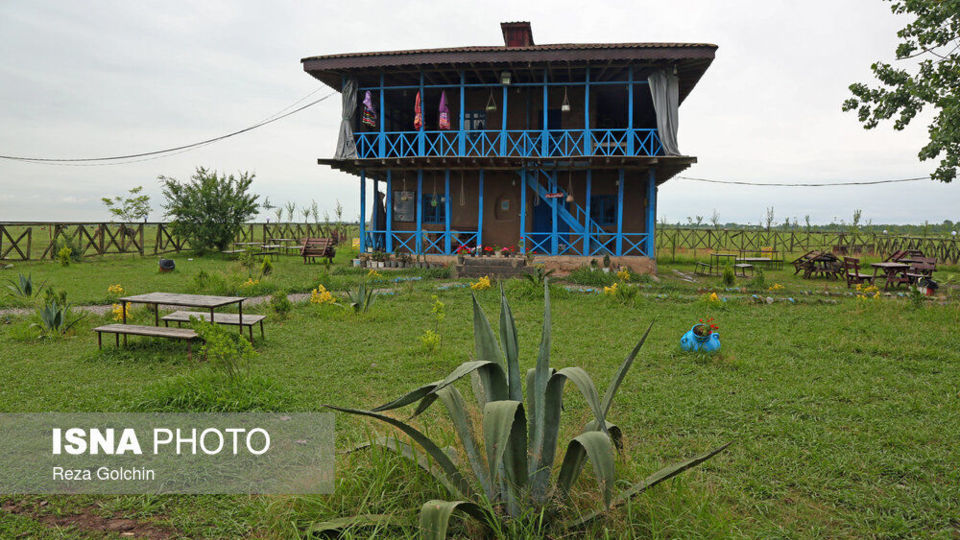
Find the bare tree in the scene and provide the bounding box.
[710,209,720,230]
[764,206,775,231]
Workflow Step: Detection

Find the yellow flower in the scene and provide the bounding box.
[111,303,130,322]
[107,284,124,296]
[709,292,719,302]
[310,284,335,305]
[768,283,784,291]
[242,278,260,288]
[367,269,383,279]
[471,276,491,291]
[616,269,631,282]
[603,282,619,295]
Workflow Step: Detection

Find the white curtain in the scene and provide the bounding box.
[334,77,359,159]
[648,70,680,156]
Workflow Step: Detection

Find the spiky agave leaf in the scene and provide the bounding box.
[305,514,404,537]
[562,442,732,530]
[556,431,616,508]
[528,280,552,480]
[347,436,462,497]
[435,386,491,498]
[323,404,475,500]
[498,283,522,402]
[419,500,487,540]
[599,320,655,419]
[481,400,528,494]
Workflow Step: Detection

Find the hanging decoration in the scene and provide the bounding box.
[566,170,575,203]
[561,87,571,113]
[459,172,465,206]
[431,176,439,207]
[485,89,497,113]
[414,91,423,130]
[361,90,377,128]
[438,91,451,130]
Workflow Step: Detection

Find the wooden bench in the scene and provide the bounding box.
[162,311,266,342]
[734,263,753,277]
[300,237,336,264]
[94,324,199,359]
[221,249,246,255]
[694,262,711,276]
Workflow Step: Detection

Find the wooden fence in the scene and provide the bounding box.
[2,222,957,264]
[654,228,960,263]
[0,222,347,261]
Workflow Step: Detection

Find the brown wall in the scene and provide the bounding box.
[385,169,651,250]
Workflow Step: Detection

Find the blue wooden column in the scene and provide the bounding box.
[541,70,549,156]
[477,170,484,248]
[501,82,508,155]
[520,169,526,254]
[646,168,657,258]
[378,73,385,157]
[417,72,425,156]
[416,169,423,253]
[584,68,591,155]
[359,168,367,252]
[550,170,558,255]
[458,70,466,156]
[616,168,625,256]
[444,169,451,254]
[584,169,592,254]
[627,67,635,155]
[372,176,379,249]
[385,170,393,253]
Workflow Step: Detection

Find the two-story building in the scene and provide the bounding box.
[301,22,715,271]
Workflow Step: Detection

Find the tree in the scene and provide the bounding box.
[764,206,775,231]
[710,209,721,230]
[101,186,150,222]
[159,167,261,252]
[843,0,960,182]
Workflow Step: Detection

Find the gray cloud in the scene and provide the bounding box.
[0,0,956,225]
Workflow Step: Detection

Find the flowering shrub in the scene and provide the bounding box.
[241,278,260,288]
[616,269,631,282]
[107,284,124,297]
[603,282,619,296]
[470,275,491,290]
[855,283,881,300]
[768,283,784,291]
[310,284,336,305]
[700,291,721,306]
[367,269,383,280]
[111,303,131,322]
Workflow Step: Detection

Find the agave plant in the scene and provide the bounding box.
[524,265,555,287]
[343,280,377,315]
[5,273,46,298]
[32,298,84,336]
[322,282,728,538]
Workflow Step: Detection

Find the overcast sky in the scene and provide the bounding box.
[1,0,957,226]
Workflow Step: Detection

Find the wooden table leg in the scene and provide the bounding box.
[154,304,159,326]
[97,332,102,350]
[122,301,128,346]
[238,301,244,335]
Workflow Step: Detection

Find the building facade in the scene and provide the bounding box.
[301,22,715,265]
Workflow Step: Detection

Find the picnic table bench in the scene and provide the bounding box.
[93,324,199,359]
[300,237,336,264]
[162,311,266,342]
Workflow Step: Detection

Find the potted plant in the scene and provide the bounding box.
[483,245,494,257]
[680,318,721,352]
[456,245,469,264]
[501,245,515,258]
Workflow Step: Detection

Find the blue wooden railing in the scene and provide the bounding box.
[354,128,663,159]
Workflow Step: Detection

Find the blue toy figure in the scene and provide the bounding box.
[680,324,721,353]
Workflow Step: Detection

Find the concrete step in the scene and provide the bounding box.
[460,256,526,267]
[455,264,533,279]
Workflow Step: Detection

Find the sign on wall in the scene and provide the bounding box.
[393,191,415,222]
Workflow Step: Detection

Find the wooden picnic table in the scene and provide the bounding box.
[870,261,910,289]
[118,293,246,337]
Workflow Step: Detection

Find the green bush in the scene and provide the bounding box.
[270,289,293,318]
[160,166,261,253]
[260,256,274,277]
[721,264,736,286]
[746,268,765,290]
[190,318,257,381]
[568,266,616,287]
[52,236,83,263]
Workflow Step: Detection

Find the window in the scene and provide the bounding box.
[590,195,617,226]
[421,194,446,224]
[464,111,486,131]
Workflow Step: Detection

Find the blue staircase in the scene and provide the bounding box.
[522,168,612,255]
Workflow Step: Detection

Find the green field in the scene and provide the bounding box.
[1,251,958,538]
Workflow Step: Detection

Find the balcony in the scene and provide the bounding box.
[354,128,663,160]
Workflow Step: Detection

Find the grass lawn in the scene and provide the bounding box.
[1,251,959,538]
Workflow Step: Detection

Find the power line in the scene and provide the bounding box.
[675,175,930,187]
[0,89,336,165]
